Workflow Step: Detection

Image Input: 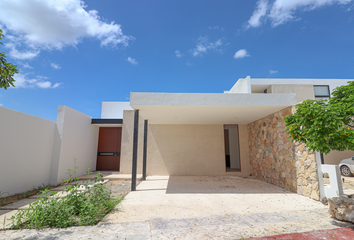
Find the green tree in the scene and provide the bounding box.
[0,29,18,89]
[284,81,354,154]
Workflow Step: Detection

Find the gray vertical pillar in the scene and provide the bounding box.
[131,110,139,191]
[142,120,148,181]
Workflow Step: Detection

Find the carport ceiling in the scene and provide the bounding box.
[130,92,297,125]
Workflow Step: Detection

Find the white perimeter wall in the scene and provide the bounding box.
[0,107,55,197]
[0,106,100,196]
[51,106,99,185]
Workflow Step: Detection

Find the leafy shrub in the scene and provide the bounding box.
[8,164,122,229]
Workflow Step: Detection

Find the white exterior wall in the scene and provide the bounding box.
[270,84,315,103]
[101,102,133,118]
[225,76,251,93]
[52,106,99,185]
[0,107,55,197]
[250,78,352,97]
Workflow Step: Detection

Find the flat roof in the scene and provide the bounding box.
[130,92,297,124]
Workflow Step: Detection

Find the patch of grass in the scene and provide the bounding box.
[7,161,122,229]
[0,184,50,207]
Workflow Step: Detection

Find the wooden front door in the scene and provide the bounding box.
[96,127,122,171]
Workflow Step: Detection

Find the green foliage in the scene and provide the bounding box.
[0,29,18,89]
[284,81,354,154]
[7,162,122,229]
[62,157,80,185]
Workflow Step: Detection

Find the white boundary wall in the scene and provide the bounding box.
[50,106,99,185]
[0,107,55,197]
[0,106,99,196]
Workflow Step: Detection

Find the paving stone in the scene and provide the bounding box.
[28,191,60,199]
[51,180,108,191]
[0,210,18,230]
[0,199,38,210]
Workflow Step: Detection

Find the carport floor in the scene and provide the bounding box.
[101,176,353,239]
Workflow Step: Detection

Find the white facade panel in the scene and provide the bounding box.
[101,102,133,119]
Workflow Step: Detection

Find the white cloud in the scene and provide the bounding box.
[5,42,40,60]
[248,0,353,27]
[208,26,225,31]
[36,81,62,88]
[127,57,138,65]
[191,37,222,56]
[234,49,250,59]
[19,62,33,69]
[0,0,133,59]
[175,50,182,58]
[51,63,61,69]
[0,104,3,107]
[13,73,62,88]
[248,0,269,28]
[269,69,278,74]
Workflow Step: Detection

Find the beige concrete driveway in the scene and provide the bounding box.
[101,176,352,239]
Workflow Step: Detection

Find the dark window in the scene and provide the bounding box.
[314,85,330,100]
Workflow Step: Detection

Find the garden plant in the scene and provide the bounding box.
[6,163,122,229]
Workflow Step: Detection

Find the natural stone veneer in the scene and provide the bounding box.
[248,106,320,201]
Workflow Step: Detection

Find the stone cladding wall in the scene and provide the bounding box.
[248,106,320,200]
[295,143,320,200]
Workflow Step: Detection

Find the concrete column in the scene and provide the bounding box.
[131,110,139,191]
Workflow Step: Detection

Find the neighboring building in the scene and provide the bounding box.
[1,76,353,200]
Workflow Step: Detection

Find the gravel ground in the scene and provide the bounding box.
[105,179,140,199]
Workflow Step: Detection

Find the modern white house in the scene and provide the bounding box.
[1,76,353,200]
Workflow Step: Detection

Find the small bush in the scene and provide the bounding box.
[8,163,122,229]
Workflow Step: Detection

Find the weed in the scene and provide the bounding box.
[0,192,9,206]
[8,160,122,229]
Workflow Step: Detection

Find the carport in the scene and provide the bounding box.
[101,176,352,239]
[127,92,297,191]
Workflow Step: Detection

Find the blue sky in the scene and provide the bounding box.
[0,0,354,121]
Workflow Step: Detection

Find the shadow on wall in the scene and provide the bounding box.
[165,176,295,194]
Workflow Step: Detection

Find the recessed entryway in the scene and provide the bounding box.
[224,125,241,172]
[96,127,122,171]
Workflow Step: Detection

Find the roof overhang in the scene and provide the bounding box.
[130,93,297,124]
[91,118,123,127]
